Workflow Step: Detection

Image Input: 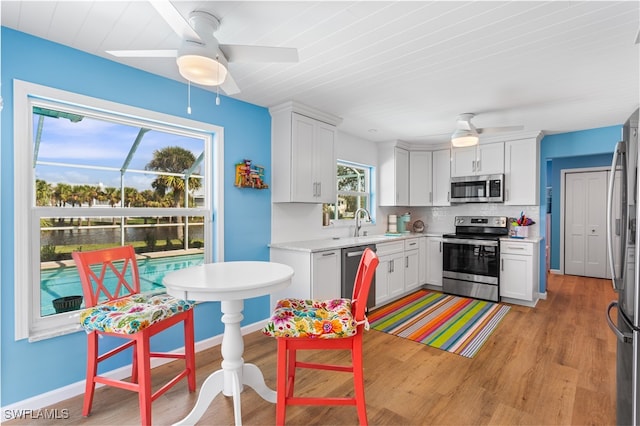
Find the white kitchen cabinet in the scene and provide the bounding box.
[451,142,504,177]
[418,236,427,284]
[432,149,451,206]
[379,143,409,206]
[409,151,433,206]
[404,238,421,291]
[312,250,342,301]
[425,236,443,287]
[270,102,341,203]
[375,241,405,305]
[500,239,539,306]
[504,137,540,205]
[269,247,341,308]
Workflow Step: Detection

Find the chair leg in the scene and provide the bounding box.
[352,339,368,426]
[276,339,288,426]
[83,332,99,417]
[136,333,152,426]
[287,347,297,398]
[184,311,196,392]
[131,342,138,384]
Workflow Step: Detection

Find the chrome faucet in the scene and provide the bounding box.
[353,208,371,237]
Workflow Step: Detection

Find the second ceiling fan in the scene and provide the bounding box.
[451,113,524,147]
[107,0,299,95]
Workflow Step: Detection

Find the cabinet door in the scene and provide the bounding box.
[432,149,451,206]
[504,138,538,205]
[450,146,476,177]
[290,113,317,202]
[312,250,341,300]
[395,148,410,206]
[500,254,533,301]
[404,249,420,291]
[477,142,504,175]
[409,151,433,206]
[376,256,392,304]
[388,254,405,298]
[418,237,427,284]
[314,122,337,203]
[426,237,443,287]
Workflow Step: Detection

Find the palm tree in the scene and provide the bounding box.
[35,179,53,206]
[146,146,202,241]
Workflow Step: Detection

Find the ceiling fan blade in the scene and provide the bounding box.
[477,125,524,134]
[221,73,241,95]
[107,49,178,58]
[219,44,298,63]
[149,0,201,41]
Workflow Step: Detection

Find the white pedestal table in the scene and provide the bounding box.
[163,261,294,426]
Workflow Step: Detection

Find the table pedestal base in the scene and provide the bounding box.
[172,300,276,426]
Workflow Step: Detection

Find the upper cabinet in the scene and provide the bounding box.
[432,148,451,206]
[451,142,504,177]
[270,102,342,203]
[504,136,541,205]
[409,151,433,206]
[379,143,410,206]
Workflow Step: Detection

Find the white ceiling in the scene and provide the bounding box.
[3,1,639,145]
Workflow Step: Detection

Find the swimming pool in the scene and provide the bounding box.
[40,253,205,317]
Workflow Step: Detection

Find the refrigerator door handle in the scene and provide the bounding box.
[607,300,634,343]
[607,141,625,290]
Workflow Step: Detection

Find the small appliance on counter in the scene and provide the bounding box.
[398,212,411,234]
[412,220,425,233]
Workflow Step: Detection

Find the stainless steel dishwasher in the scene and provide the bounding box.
[341,244,376,308]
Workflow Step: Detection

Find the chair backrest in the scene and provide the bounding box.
[72,245,141,308]
[351,248,379,322]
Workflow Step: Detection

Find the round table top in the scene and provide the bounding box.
[162,261,294,301]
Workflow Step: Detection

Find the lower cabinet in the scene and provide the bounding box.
[404,238,421,291]
[269,247,341,308]
[426,236,443,287]
[375,241,405,305]
[499,240,539,306]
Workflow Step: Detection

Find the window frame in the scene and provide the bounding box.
[328,160,374,224]
[13,80,225,341]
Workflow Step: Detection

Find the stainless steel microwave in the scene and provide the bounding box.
[450,174,504,203]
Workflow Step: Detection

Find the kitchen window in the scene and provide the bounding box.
[13,80,223,341]
[323,161,373,223]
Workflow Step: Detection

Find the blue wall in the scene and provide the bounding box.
[538,126,622,290]
[1,28,273,405]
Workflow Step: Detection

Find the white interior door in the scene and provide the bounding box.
[564,171,608,278]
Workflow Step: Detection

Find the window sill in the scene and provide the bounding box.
[28,323,83,342]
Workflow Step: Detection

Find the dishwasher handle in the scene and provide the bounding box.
[346,250,366,257]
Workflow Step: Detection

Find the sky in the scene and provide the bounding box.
[33,109,205,191]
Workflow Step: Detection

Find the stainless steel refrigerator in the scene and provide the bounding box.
[607,108,639,425]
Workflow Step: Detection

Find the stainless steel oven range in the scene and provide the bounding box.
[442,216,508,302]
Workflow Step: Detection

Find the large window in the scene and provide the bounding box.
[14,81,223,341]
[323,160,373,222]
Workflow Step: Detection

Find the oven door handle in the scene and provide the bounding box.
[442,238,498,247]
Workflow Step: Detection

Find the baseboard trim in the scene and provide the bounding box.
[1,319,268,421]
[550,269,562,275]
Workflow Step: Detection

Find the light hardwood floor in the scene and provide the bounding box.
[7,273,617,425]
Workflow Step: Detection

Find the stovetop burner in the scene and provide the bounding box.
[445,215,509,240]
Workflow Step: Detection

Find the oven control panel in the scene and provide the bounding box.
[455,216,507,227]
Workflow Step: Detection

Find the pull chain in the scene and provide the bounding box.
[216,55,221,106]
[187,80,192,115]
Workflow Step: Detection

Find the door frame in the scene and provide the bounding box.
[559,166,610,275]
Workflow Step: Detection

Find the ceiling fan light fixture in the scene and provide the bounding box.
[177,54,228,86]
[451,129,479,147]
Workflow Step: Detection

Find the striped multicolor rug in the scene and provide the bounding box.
[368,289,510,358]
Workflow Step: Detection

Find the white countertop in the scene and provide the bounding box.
[270,232,443,253]
[500,236,544,243]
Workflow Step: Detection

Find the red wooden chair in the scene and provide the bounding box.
[72,245,196,426]
[263,247,379,425]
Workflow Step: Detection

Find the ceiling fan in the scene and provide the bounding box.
[451,113,524,147]
[106,0,298,96]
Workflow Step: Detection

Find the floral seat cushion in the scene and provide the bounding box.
[79,293,195,335]
[263,298,358,339]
